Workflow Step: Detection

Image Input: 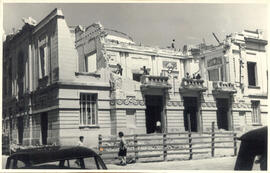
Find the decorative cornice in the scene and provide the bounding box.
[110,98,145,106]
[201,102,217,108]
[232,103,251,109]
[166,101,183,107]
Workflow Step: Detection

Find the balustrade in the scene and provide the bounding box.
[212,81,237,94]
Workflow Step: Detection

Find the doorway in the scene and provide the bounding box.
[17,117,24,144]
[40,112,48,145]
[216,98,229,130]
[183,97,198,132]
[145,95,163,134]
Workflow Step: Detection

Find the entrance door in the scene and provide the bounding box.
[216,98,229,130]
[41,113,48,145]
[145,95,163,134]
[17,117,24,144]
[184,97,198,132]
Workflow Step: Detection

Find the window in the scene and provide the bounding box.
[133,73,142,82]
[39,46,48,79]
[208,69,219,81]
[251,101,261,124]
[84,51,97,73]
[247,62,257,86]
[28,157,102,169]
[80,93,98,126]
[16,160,26,168]
[208,67,223,81]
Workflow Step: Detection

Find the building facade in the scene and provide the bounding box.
[197,30,268,132]
[2,9,268,147]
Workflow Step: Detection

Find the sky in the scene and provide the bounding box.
[3,3,268,49]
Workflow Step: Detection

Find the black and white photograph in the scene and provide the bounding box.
[1,1,268,171]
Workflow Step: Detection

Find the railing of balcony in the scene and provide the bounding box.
[180,78,207,92]
[141,75,171,89]
[182,78,204,86]
[212,81,237,93]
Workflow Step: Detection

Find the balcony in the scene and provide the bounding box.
[140,75,172,90]
[212,81,237,94]
[179,78,207,93]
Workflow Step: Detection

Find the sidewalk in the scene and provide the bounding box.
[107,156,261,170]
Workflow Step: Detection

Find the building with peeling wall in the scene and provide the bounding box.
[196,30,268,132]
[2,8,268,148]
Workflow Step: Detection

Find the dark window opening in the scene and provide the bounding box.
[247,62,257,86]
[39,46,47,78]
[41,112,48,145]
[80,93,98,126]
[17,117,24,145]
[133,73,142,82]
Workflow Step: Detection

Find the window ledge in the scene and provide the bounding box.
[248,85,260,89]
[75,72,101,78]
[252,123,263,126]
[79,125,100,129]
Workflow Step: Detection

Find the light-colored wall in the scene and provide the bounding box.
[58,87,111,147]
[57,17,78,82]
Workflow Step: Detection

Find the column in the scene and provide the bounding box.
[29,115,33,145]
[228,96,233,131]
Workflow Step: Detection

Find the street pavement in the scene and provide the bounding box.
[2,155,261,170]
[107,156,261,170]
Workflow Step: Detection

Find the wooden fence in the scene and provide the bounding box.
[98,122,238,162]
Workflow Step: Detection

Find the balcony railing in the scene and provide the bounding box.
[140,75,172,90]
[180,78,207,92]
[212,81,237,94]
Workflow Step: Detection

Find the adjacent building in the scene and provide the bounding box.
[2,8,268,147]
[197,30,268,132]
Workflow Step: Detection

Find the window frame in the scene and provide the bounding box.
[84,50,97,73]
[132,73,143,82]
[247,61,258,87]
[79,93,98,127]
[208,68,223,81]
[251,101,261,125]
[38,44,49,79]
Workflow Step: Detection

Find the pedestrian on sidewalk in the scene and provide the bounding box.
[75,136,84,166]
[155,121,162,133]
[77,136,84,146]
[118,131,127,166]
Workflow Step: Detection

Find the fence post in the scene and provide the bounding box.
[211,122,215,157]
[233,132,237,156]
[98,134,102,156]
[134,134,138,161]
[163,133,167,161]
